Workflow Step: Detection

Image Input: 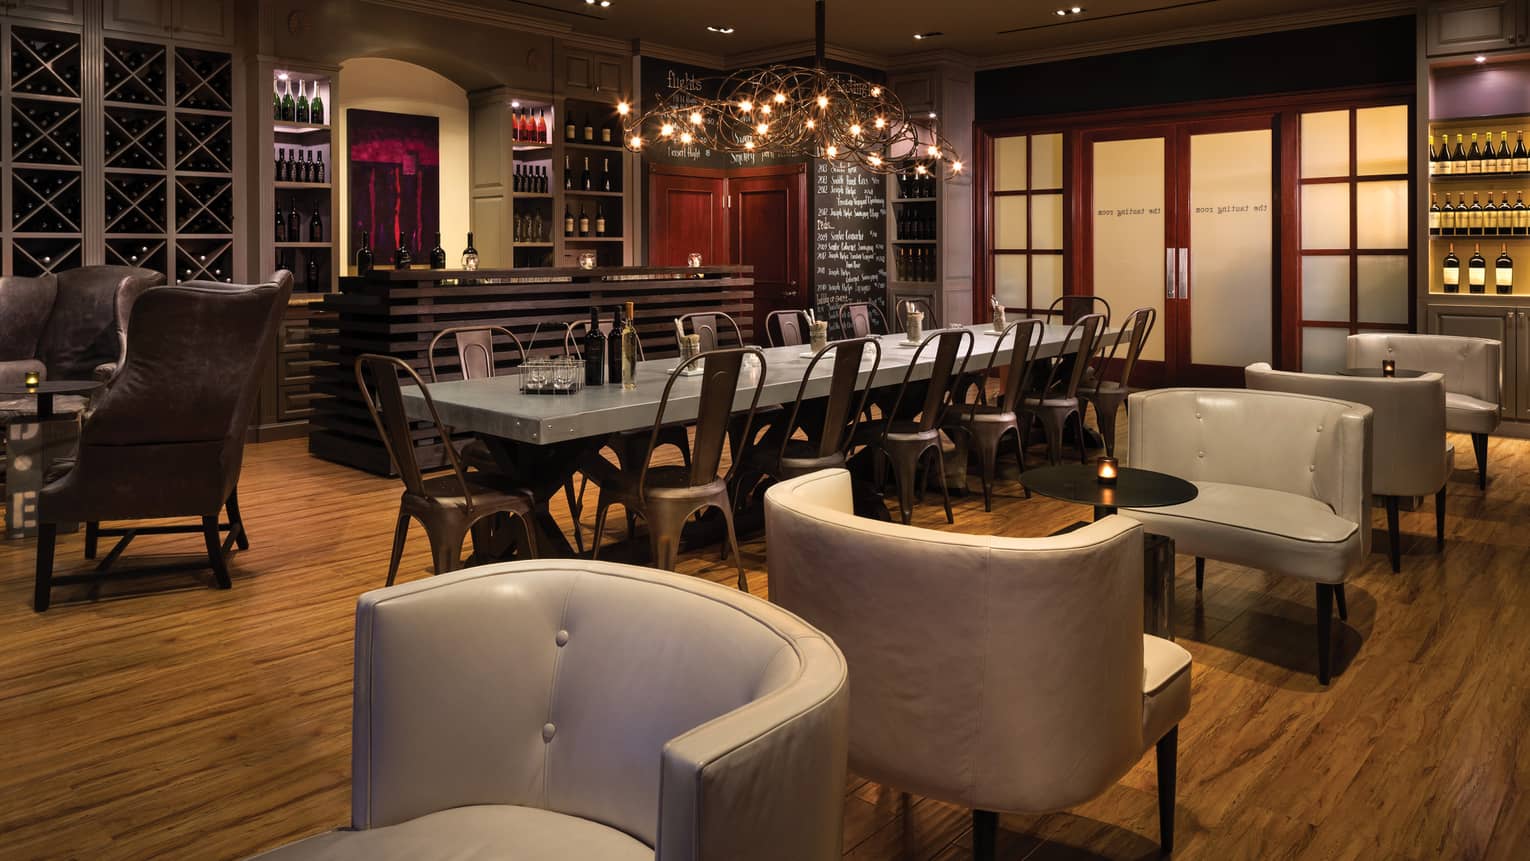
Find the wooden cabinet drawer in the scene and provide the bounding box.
[277,384,322,421]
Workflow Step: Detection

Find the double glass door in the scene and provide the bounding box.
[1085,116,1276,385]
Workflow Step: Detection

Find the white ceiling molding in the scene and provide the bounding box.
[975,0,1417,70]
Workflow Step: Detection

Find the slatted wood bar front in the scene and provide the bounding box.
[307,265,755,474]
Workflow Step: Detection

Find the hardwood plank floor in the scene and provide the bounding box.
[0,423,1526,860]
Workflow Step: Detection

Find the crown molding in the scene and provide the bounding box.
[886,49,978,74]
[634,40,727,70]
[725,40,890,71]
[975,0,1417,70]
[360,0,631,55]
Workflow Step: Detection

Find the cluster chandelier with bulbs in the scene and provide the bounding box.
[619,0,962,177]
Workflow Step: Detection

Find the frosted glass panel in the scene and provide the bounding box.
[994,254,1027,307]
[1302,183,1350,250]
[1302,256,1349,322]
[994,196,1028,249]
[1033,254,1063,310]
[1032,193,1064,250]
[1357,255,1410,324]
[1301,110,1349,178]
[1302,326,1349,373]
[1356,105,1408,175]
[1356,180,1408,249]
[1031,133,1063,189]
[1189,129,1273,367]
[994,135,1028,192]
[1092,137,1165,361]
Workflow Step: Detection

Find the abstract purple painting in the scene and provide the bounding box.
[347,109,440,265]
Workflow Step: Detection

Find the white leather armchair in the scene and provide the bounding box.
[764,469,1191,860]
[1246,362,1450,573]
[1121,389,1372,685]
[249,560,850,861]
[1346,333,1501,489]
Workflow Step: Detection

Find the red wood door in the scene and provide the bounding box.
[730,168,807,339]
[648,168,728,267]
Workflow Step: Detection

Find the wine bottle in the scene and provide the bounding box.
[310,83,324,125]
[1445,194,1458,236]
[275,202,286,243]
[1515,131,1528,173]
[314,151,325,183]
[513,108,524,142]
[1497,131,1512,173]
[300,151,312,184]
[461,232,479,270]
[309,207,323,242]
[581,156,592,191]
[287,202,300,240]
[1515,191,1528,236]
[429,231,446,268]
[281,79,294,122]
[607,307,624,385]
[564,155,573,189]
[1428,134,1438,176]
[565,112,576,142]
[305,254,320,292]
[356,233,373,275]
[583,113,594,142]
[1484,193,1499,234]
[578,205,590,237]
[296,80,310,124]
[1469,192,1484,236]
[539,165,549,194]
[535,110,546,142]
[601,157,613,192]
[564,204,574,236]
[600,114,613,145]
[273,79,282,121]
[1429,193,1441,235]
[396,231,412,268]
[513,165,522,194]
[275,148,285,182]
[1443,244,1460,293]
[584,307,606,386]
[1468,133,1483,175]
[595,204,606,236]
[1469,243,1487,293]
[621,300,638,390]
[1452,133,1467,175]
[532,212,544,241]
[1497,244,1514,294]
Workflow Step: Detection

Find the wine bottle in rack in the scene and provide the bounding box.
[273,79,281,121]
[564,155,573,189]
[306,255,320,292]
[356,233,373,275]
[513,165,522,193]
[1442,243,1459,293]
[296,81,309,124]
[430,232,446,269]
[281,79,294,122]
[315,151,325,183]
[1469,192,1484,236]
[1497,131,1511,172]
[1497,244,1514,294]
[581,156,592,191]
[1453,133,1467,175]
[1515,191,1529,236]
[311,84,324,125]
[565,112,576,142]
[1468,133,1483,174]
[1469,243,1487,293]
[1429,193,1440,234]
[310,207,323,242]
[536,111,546,142]
[601,157,613,192]
[564,204,574,237]
[1441,195,1454,236]
[275,202,286,243]
[1515,132,1528,173]
[595,204,606,237]
[1428,134,1438,176]
[1485,193,1499,233]
[583,113,594,142]
[600,114,613,145]
[578,205,590,237]
[275,148,285,182]
[287,201,300,239]
[396,232,412,267]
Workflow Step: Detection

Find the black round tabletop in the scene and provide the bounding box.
[1022,464,1197,515]
[0,379,103,396]
[1334,367,1427,378]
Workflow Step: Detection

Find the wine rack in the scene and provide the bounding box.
[10,26,79,97]
[267,67,336,295]
[557,96,627,268]
[887,169,941,318]
[1428,114,1530,297]
[6,25,80,276]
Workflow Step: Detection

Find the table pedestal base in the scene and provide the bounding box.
[1144,533,1175,641]
[6,416,80,540]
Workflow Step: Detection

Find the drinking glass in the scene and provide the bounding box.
[552,358,576,391]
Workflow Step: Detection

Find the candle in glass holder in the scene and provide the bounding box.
[23,370,40,388]
[1096,456,1119,485]
[1381,359,1396,378]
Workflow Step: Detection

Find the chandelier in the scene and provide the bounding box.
[618,0,962,177]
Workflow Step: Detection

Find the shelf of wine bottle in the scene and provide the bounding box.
[563,236,623,243]
[892,239,937,245]
[273,122,330,135]
[564,190,623,198]
[1430,231,1530,238]
[275,181,331,190]
[564,141,625,153]
[513,192,554,199]
[276,241,330,249]
[1430,170,1530,181]
[894,197,937,204]
[513,241,555,248]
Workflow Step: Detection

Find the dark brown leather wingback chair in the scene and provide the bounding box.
[32,272,292,611]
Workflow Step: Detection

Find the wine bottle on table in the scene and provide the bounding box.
[1443,243,1460,293]
[430,232,446,268]
[607,307,624,384]
[584,307,606,386]
[396,232,412,268]
[296,81,309,124]
[281,79,294,122]
[1497,244,1515,294]
[275,202,286,243]
[621,301,638,390]
[310,84,324,125]
[309,207,323,242]
[356,233,373,275]
[1469,243,1487,294]
[461,232,479,270]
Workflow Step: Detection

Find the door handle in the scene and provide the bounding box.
[1164,248,1176,299]
[1177,248,1189,300]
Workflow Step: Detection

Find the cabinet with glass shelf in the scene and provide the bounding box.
[264,65,335,296]
[1428,113,1530,296]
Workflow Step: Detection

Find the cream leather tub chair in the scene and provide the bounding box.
[1346,333,1502,489]
[764,469,1191,859]
[249,560,849,861]
[1246,362,1450,573]
[1120,389,1372,685]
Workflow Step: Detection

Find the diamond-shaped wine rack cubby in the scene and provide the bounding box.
[174,114,232,174]
[12,98,80,166]
[174,47,231,112]
[105,107,167,171]
[10,27,79,98]
[105,237,167,277]
[175,178,232,234]
[14,168,81,233]
[13,237,81,277]
[105,173,167,235]
[5,26,82,276]
[176,238,233,283]
[104,38,166,106]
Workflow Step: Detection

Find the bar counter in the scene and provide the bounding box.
[308,264,755,474]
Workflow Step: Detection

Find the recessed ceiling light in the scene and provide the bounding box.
[585,0,611,7]
[913,31,943,40]
[1055,5,1085,15]
[707,25,735,34]
[1475,54,1488,63]
[277,72,289,81]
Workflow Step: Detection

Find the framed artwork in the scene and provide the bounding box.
[347,108,440,264]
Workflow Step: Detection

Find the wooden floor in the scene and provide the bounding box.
[1,421,1528,860]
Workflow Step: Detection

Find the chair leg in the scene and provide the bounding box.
[719,501,748,591]
[1098,399,1121,457]
[1316,583,1334,685]
[34,522,56,612]
[1194,557,1204,591]
[650,510,683,573]
[563,476,584,554]
[84,521,98,560]
[1471,432,1488,490]
[932,445,954,524]
[203,515,231,589]
[1384,495,1401,573]
[972,809,997,861]
[1013,420,1031,498]
[1039,411,1064,466]
[891,447,920,525]
[1435,486,1446,552]
[385,511,410,587]
[1157,726,1178,855]
[977,437,997,513]
[1335,584,1348,622]
[591,501,612,560]
[226,486,250,551]
[426,529,465,575]
[1073,410,1089,465]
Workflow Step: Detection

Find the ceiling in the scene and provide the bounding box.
[507,0,1408,66]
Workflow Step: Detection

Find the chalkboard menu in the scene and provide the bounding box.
[812,161,886,327]
[638,57,804,169]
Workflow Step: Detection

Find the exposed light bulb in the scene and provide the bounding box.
[826,144,838,157]
[927,145,939,157]
[774,92,787,103]
[870,86,881,97]
[760,103,772,115]
[660,122,675,137]
[915,164,927,174]
[745,139,756,150]
[630,135,644,149]
[951,160,963,172]
[817,94,829,109]
[690,111,704,125]
[617,101,631,115]
[874,116,887,129]
[757,122,769,134]
[680,131,693,143]
[849,123,862,136]
[739,99,753,112]
[868,154,882,166]
[806,118,816,129]
[511,99,521,108]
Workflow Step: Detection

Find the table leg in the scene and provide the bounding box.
[6,416,78,540]
[1144,533,1176,641]
[480,436,592,558]
[1093,504,1117,521]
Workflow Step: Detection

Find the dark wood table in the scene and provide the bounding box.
[1335,367,1427,378]
[1022,464,1198,640]
[0,379,101,420]
[2,380,97,539]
